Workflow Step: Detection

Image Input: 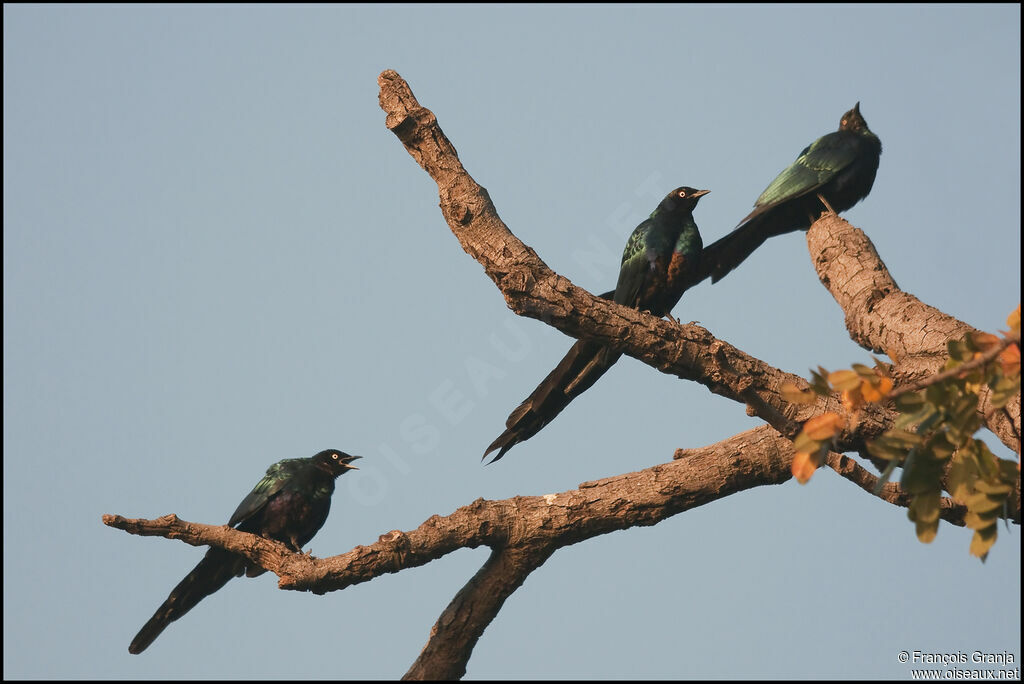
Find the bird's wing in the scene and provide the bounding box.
[227,460,295,527]
[753,133,861,210]
[613,221,654,308]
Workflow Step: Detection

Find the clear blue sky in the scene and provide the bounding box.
[4,4,1020,679]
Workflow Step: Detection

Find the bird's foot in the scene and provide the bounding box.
[817,193,837,215]
[665,312,680,325]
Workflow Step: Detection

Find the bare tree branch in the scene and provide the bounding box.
[377,69,900,453]
[106,436,793,678]
[102,514,320,581]
[106,69,1019,680]
[376,68,1020,672]
[403,546,552,680]
[674,427,976,526]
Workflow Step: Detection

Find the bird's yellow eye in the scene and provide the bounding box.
[677,190,687,198]
[332,453,339,460]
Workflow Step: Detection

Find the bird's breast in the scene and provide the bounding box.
[259,489,329,543]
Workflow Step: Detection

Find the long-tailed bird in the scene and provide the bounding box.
[129,449,361,654]
[483,187,708,463]
[702,102,881,283]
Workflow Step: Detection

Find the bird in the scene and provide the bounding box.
[483,186,709,463]
[128,449,361,654]
[702,102,881,283]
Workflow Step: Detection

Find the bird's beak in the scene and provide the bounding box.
[692,189,710,198]
[342,455,362,470]
[853,101,861,114]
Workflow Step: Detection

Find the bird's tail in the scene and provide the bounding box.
[483,337,621,463]
[129,547,246,654]
[700,217,771,284]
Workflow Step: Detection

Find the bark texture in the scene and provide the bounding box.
[104,70,1020,679]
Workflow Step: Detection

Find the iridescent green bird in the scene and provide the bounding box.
[484,187,708,463]
[129,449,361,654]
[702,102,881,283]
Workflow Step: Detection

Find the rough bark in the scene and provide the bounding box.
[104,69,1020,680]
[807,216,1020,452]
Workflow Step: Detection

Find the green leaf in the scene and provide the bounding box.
[965,492,1006,514]
[948,339,972,363]
[925,382,954,407]
[893,405,939,432]
[925,432,956,461]
[972,480,1012,496]
[894,392,926,413]
[852,363,876,379]
[970,441,999,480]
[946,453,975,502]
[945,397,982,445]
[873,459,900,495]
[908,490,942,544]
[997,458,1019,483]
[867,435,908,461]
[965,507,1001,530]
[810,367,831,394]
[909,491,942,524]
[969,525,998,560]
[883,429,923,448]
[989,375,1021,408]
[792,431,820,454]
[900,448,944,495]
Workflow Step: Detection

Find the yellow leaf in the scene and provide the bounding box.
[791,451,818,484]
[781,382,817,405]
[915,519,938,544]
[1008,305,1021,333]
[828,369,861,391]
[804,412,844,440]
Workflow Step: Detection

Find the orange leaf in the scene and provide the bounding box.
[861,376,893,402]
[804,412,844,440]
[1008,305,1020,333]
[842,385,864,411]
[791,451,818,484]
[998,343,1020,376]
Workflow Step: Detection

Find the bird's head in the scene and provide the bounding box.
[839,102,870,133]
[659,186,710,213]
[313,449,362,477]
